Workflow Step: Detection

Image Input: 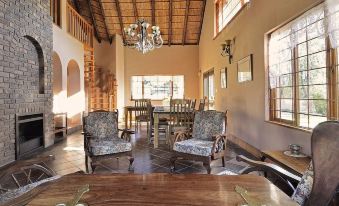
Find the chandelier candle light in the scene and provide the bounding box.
[124,19,163,54]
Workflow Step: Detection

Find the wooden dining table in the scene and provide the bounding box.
[27,173,297,206]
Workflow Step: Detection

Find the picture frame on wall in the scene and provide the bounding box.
[237,54,253,83]
[220,68,227,88]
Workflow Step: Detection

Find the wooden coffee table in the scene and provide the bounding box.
[262,150,311,177]
[26,173,297,205]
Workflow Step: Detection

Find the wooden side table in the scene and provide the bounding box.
[262,150,311,177]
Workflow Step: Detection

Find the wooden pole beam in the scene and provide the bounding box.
[182,0,190,45]
[115,0,126,44]
[86,0,101,43]
[98,0,112,44]
[132,0,139,21]
[168,0,172,46]
[197,0,206,45]
[151,0,155,26]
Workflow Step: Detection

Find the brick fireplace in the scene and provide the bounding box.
[0,0,54,166]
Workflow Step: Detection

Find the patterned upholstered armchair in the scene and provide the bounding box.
[170,110,227,174]
[83,110,134,173]
[237,121,339,206]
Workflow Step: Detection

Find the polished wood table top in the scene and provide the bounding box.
[262,150,311,177]
[28,173,297,206]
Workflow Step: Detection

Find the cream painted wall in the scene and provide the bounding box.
[124,45,200,106]
[52,0,85,128]
[199,0,320,155]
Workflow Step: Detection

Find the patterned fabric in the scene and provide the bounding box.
[192,111,226,140]
[84,111,118,139]
[89,138,132,156]
[173,139,214,156]
[292,162,314,206]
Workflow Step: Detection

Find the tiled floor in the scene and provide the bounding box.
[34,126,252,176]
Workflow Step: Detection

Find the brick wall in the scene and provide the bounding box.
[0,0,54,166]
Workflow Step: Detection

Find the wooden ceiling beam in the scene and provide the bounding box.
[98,0,112,44]
[197,0,206,44]
[86,0,101,43]
[114,0,126,44]
[182,0,190,45]
[132,0,139,21]
[151,0,155,25]
[168,0,172,46]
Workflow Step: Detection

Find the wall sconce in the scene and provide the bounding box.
[221,39,233,64]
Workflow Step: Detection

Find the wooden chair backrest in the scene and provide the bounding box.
[135,99,150,117]
[190,99,197,110]
[198,99,205,111]
[306,121,339,206]
[169,99,192,129]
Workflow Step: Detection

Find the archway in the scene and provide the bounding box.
[52,52,63,114]
[67,60,81,128]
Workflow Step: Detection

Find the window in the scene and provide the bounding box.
[203,70,215,109]
[215,0,250,34]
[50,0,61,27]
[131,75,184,100]
[268,3,339,130]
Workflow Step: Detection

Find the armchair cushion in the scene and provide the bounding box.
[84,112,118,139]
[173,138,214,157]
[292,162,314,206]
[89,138,132,156]
[192,111,226,140]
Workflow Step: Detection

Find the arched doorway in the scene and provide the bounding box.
[52,52,63,113]
[67,60,81,128]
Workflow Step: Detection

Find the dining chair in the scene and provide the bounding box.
[147,102,169,143]
[83,110,134,173]
[170,110,227,174]
[190,99,197,110]
[135,99,151,132]
[168,99,193,146]
[198,98,206,111]
[237,121,339,206]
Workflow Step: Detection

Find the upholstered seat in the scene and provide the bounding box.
[89,138,132,156]
[173,139,214,156]
[171,110,227,174]
[83,110,134,173]
[291,163,314,205]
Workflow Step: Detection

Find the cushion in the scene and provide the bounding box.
[84,112,118,139]
[292,162,313,206]
[173,138,214,156]
[192,111,226,140]
[89,138,132,156]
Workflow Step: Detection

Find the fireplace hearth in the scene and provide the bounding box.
[16,113,44,159]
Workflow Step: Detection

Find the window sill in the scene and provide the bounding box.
[265,120,313,134]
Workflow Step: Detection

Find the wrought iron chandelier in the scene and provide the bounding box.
[124,19,163,54]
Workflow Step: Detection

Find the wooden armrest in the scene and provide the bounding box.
[120,129,134,142]
[173,131,191,143]
[211,134,227,154]
[118,128,135,135]
[236,155,301,182]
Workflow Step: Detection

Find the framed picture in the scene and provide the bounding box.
[237,54,253,83]
[220,68,227,88]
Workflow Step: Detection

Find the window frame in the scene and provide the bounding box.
[215,0,250,36]
[203,69,215,110]
[130,75,185,100]
[266,1,338,131]
[50,0,61,27]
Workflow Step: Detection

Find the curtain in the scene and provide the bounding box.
[325,0,339,48]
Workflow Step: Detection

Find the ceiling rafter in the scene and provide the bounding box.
[114,0,126,44]
[182,0,190,45]
[132,0,139,22]
[168,0,173,46]
[86,0,101,43]
[98,0,113,44]
[197,0,206,45]
[151,0,156,26]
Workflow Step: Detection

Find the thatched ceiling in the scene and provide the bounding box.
[68,0,206,45]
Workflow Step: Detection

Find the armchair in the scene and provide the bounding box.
[170,110,227,174]
[237,121,339,206]
[83,110,134,173]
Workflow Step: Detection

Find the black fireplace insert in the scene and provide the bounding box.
[16,113,44,159]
